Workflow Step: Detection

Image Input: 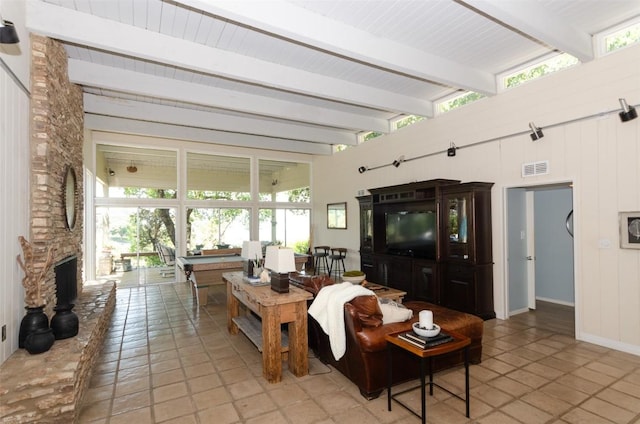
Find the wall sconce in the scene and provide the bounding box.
[392,155,405,168]
[358,166,368,174]
[108,168,115,176]
[447,143,457,157]
[529,122,544,140]
[619,98,638,122]
[0,18,19,44]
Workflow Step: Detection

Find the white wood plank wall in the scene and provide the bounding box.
[0,63,30,365]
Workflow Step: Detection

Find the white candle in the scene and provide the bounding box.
[419,310,433,329]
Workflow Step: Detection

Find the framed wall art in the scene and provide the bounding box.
[327,202,347,229]
[619,212,640,249]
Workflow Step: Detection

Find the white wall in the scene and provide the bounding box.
[312,44,640,356]
[0,0,30,365]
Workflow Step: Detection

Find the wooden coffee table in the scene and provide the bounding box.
[385,330,471,423]
[362,282,406,303]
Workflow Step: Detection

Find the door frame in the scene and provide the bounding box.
[502,179,579,337]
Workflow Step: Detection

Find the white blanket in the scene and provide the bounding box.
[308,282,375,361]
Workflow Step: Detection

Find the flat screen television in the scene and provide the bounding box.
[385,210,436,259]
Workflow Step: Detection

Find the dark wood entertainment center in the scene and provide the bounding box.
[357,179,495,319]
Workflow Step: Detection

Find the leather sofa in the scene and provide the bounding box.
[290,273,484,400]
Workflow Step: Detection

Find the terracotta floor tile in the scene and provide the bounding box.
[78,284,640,424]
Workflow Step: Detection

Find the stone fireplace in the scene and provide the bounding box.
[29,34,84,318]
[0,35,115,424]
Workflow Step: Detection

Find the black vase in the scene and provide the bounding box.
[51,304,79,340]
[24,327,55,354]
[19,306,49,349]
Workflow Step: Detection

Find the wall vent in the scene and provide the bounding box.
[522,160,549,177]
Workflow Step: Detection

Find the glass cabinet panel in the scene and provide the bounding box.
[446,195,470,259]
[448,197,467,243]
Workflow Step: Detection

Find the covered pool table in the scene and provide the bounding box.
[177,253,309,305]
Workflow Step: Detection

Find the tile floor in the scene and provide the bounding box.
[79,282,640,423]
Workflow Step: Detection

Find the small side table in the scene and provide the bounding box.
[386,330,471,424]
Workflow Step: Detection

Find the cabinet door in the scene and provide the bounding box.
[443,263,475,314]
[372,255,412,295]
[443,193,473,261]
[412,260,438,303]
[360,253,374,281]
[357,196,373,253]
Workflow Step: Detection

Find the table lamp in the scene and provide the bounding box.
[264,246,296,293]
[241,240,262,277]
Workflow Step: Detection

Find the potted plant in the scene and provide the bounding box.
[16,236,56,353]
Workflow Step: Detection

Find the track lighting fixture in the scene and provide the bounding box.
[0,17,19,44]
[447,143,457,157]
[529,122,544,140]
[358,166,368,174]
[392,155,405,168]
[619,98,637,122]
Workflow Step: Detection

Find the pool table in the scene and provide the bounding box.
[177,253,309,305]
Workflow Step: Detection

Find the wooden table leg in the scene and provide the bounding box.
[287,300,308,377]
[226,281,239,335]
[261,305,282,383]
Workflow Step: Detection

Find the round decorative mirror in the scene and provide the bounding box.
[63,166,77,230]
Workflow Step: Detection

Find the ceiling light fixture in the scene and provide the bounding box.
[126,162,138,173]
[358,166,368,174]
[529,122,544,140]
[619,98,638,122]
[108,168,115,176]
[0,17,19,44]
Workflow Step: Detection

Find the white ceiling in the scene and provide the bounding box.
[26,0,640,155]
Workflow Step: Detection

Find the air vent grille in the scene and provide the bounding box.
[522,160,549,177]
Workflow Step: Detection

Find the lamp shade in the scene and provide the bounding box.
[264,246,296,273]
[241,241,262,261]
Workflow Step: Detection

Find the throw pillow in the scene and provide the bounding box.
[378,299,413,324]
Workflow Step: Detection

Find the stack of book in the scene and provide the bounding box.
[398,331,453,349]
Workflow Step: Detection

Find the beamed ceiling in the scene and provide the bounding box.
[26,0,640,155]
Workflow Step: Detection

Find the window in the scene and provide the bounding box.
[437,91,485,114]
[96,145,177,199]
[187,153,250,200]
[258,159,310,202]
[186,207,250,253]
[603,20,640,53]
[393,115,426,130]
[258,208,310,253]
[502,53,579,89]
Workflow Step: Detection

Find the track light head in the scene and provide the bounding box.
[447,142,457,157]
[0,19,19,44]
[358,166,367,174]
[392,155,405,168]
[529,122,544,140]
[619,98,638,122]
